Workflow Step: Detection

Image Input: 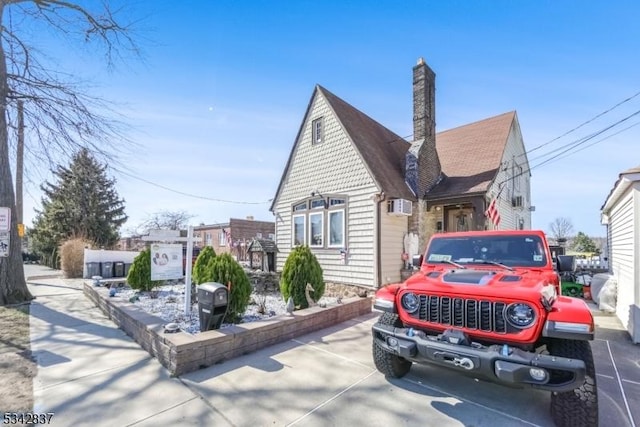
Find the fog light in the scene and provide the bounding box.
[529,368,547,381]
[387,337,398,347]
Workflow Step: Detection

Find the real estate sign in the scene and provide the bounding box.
[150,243,183,280]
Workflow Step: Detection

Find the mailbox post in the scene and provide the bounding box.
[197,282,229,331]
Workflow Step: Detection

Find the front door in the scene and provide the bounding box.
[446,208,474,232]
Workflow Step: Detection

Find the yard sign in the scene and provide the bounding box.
[0,207,10,257]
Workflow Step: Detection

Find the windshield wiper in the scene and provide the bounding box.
[442,259,466,269]
[475,260,514,272]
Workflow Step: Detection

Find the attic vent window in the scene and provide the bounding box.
[312,117,323,144]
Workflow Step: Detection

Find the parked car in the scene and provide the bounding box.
[372,230,597,427]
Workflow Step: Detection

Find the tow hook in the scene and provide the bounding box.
[454,357,475,370]
[434,351,475,370]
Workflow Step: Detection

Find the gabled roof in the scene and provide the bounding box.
[427,111,517,199]
[319,86,414,200]
[271,87,518,210]
[601,164,640,212]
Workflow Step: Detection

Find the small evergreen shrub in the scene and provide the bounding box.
[59,238,89,278]
[193,246,216,285]
[198,253,251,323]
[280,245,324,309]
[127,248,163,292]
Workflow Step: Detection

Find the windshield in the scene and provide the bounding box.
[425,234,548,268]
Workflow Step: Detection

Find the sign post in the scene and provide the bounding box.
[184,225,194,316]
[0,207,10,257]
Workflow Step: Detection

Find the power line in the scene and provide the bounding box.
[495,108,640,192]
[111,167,272,205]
[519,89,640,158]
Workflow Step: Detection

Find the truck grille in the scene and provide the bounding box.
[417,295,508,334]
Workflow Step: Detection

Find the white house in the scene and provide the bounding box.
[270,58,533,288]
[601,164,640,343]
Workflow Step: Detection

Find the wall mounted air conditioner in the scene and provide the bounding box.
[512,196,524,208]
[388,199,413,216]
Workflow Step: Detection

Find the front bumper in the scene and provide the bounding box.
[372,323,586,392]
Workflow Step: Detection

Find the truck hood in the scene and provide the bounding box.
[403,267,553,301]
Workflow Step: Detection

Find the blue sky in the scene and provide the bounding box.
[15,0,640,237]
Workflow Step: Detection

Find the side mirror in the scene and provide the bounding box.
[412,254,424,268]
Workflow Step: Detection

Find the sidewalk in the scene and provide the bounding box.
[26,266,219,426]
[25,265,639,427]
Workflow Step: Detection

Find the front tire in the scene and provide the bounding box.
[372,313,412,378]
[547,339,598,427]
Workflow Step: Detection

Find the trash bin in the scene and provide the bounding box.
[101,261,114,279]
[85,262,101,278]
[124,263,132,277]
[113,262,125,277]
[197,282,229,331]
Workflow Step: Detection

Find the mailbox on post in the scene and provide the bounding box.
[197,282,228,331]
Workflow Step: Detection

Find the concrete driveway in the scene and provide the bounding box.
[25,264,639,426]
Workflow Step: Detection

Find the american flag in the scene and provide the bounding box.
[485,197,501,228]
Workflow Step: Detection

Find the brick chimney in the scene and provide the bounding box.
[405,57,442,197]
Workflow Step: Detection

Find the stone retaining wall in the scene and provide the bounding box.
[83,282,372,376]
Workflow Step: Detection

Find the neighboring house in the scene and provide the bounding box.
[600,165,640,343]
[194,217,275,262]
[270,58,532,288]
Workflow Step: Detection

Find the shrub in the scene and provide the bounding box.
[127,248,163,292]
[192,246,216,285]
[280,245,324,309]
[59,238,90,278]
[198,253,251,323]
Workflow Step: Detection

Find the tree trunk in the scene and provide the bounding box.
[0,3,33,305]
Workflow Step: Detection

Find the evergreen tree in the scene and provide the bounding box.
[571,232,598,254]
[30,149,127,263]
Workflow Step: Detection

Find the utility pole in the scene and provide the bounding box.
[16,100,24,232]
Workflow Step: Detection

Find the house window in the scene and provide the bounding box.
[268,233,275,241]
[293,215,306,246]
[328,209,345,247]
[309,212,324,247]
[256,232,262,239]
[310,198,326,209]
[312,117,323,144]
[219,231,226,246]
[293,202,307,212]
[205,232,212,246]
[515,165,523,191]
[290,195,347,249]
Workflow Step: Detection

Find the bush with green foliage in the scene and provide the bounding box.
[192,246,216,285]
[198,253,251,323]
[127,248,162,292]
[280,245,324,309]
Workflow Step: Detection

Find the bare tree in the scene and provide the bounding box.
[0,1,140,305]
[137,210,195,234]
[548,217,574,245]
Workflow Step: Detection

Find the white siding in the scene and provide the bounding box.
[487,120,532,230]
[273,90,380,287]
[380,205,408,285]
[609,188,635,329]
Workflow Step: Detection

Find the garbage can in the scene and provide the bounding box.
[85,262,101,278]
[101,261,114,279]
[113,262,125,277]
[124,263,132,277]
[197,282,229,331]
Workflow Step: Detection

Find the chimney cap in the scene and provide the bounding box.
[417,57,425,65]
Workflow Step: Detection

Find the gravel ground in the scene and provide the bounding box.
[111,283,336,334]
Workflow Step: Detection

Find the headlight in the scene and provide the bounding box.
[505,303,536,328]
[401,293,420,313]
